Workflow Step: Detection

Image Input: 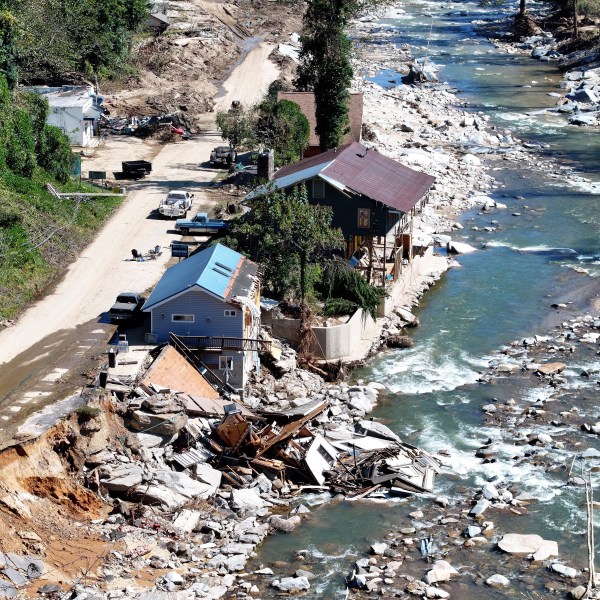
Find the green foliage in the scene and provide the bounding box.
[223,185,344,302]
[12,0,150,82]
[254,99,310,166]
[0,4,19,88]
[6,108,36,178]
[321,258,387,319]
[323,297,357,316]
[38,126,74,184]
[216,109,255,149]
[295,0,355,150]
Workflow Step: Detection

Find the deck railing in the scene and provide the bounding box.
[173,335,272,353]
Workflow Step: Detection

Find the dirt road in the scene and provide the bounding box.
[0,41,279,446]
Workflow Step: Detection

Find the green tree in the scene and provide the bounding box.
[0,2,19,89]
[6,108,36,178]
[296,0,354,151]
[321,258,386,319]
[223,185,344,301]
[216,108,255,149]
[254,99,310,166]
[38,126,74,183]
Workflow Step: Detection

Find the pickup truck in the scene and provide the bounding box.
[158,190,194,218]
[210,146,237,167]
[109,291,145,324]
[175,213,229,236]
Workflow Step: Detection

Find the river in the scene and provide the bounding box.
[252,0,600,597]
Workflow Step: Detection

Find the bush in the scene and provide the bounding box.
[38,126,74,184]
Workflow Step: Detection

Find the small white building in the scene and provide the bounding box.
[26,85,104,147]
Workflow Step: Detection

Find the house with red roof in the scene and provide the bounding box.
[247,142,436,286]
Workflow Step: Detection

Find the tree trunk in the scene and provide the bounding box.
[573,0,579,39]
[519,0,526,17]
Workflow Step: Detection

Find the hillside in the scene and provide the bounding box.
[0,0,303,324]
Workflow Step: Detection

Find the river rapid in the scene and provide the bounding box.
[252,0,600,597]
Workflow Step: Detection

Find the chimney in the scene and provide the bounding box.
[257,149,274,181]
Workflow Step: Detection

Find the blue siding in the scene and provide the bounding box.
[150,288,243,343]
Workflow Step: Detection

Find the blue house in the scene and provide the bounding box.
[143,244,261,390]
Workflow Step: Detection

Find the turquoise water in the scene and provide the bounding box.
[253,1,600,596]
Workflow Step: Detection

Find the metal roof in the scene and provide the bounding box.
[143,243,257,311]
[271,142,436,214]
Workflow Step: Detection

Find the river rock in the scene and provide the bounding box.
[551,563,579,578]
[469,499,490,517]
[486,574,510,588]
[537,362,566,376]
[482,482,499,500]
[272,576,310,592]
[231,488,267,512]
[268,515,301,532]
[570,585,587,599]
[498,533,559,559]
[371,542,387,555]
[447,241,477,254]
[426,587,450,598]
[424,560,458,584]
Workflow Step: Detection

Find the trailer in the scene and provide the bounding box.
[121,160,152,180]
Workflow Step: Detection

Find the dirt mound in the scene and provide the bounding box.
[103,0,304,132]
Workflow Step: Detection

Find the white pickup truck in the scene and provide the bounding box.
[158,190,194,218]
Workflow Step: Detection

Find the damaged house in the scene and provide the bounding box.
[247,142,436,286]
[143,243,262,390]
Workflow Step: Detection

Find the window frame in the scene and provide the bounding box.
[224,309,237,317]
[357,208,371,229]
[312,179,326,199]
[219,356,233,370]
[171,314,195,323]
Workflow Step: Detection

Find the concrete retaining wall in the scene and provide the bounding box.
[262,308,377,361]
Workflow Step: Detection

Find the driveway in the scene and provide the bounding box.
[0,42,278,448]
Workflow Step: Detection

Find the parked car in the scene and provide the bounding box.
[158,190,194,218]
[210,145,237,167]
[109,291,145,324]
[174,213,230,236]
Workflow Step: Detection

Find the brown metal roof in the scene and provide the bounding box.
[277,92,363,148]
[274,142,436,213]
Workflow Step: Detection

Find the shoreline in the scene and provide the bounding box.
[0,5,598,600]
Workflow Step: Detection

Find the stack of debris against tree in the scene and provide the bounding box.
[92,379,441,507]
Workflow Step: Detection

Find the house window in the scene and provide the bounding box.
[172,314,194,322]
[224,309,237,317]
[219,356,233,370]
[358,208,371,229]
[313,179,325,199]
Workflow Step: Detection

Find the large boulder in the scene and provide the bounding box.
[447,241,477,254]
[272,577,310,592]
[101,464,144,492]
[498,533,558,559]
[129,410,187,436]
[231,488,267,512]
[424,560,458,584]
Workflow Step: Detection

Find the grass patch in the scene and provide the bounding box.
[0,168,126,321]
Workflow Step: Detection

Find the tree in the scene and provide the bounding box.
[321,258,386,319]
[38,126,74,183]
[295,0,354,151]
[222,185,344,302]
[6,108,36,178]
[0,2,19,89]
[254,99,310,166]
[216,108,255,149]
